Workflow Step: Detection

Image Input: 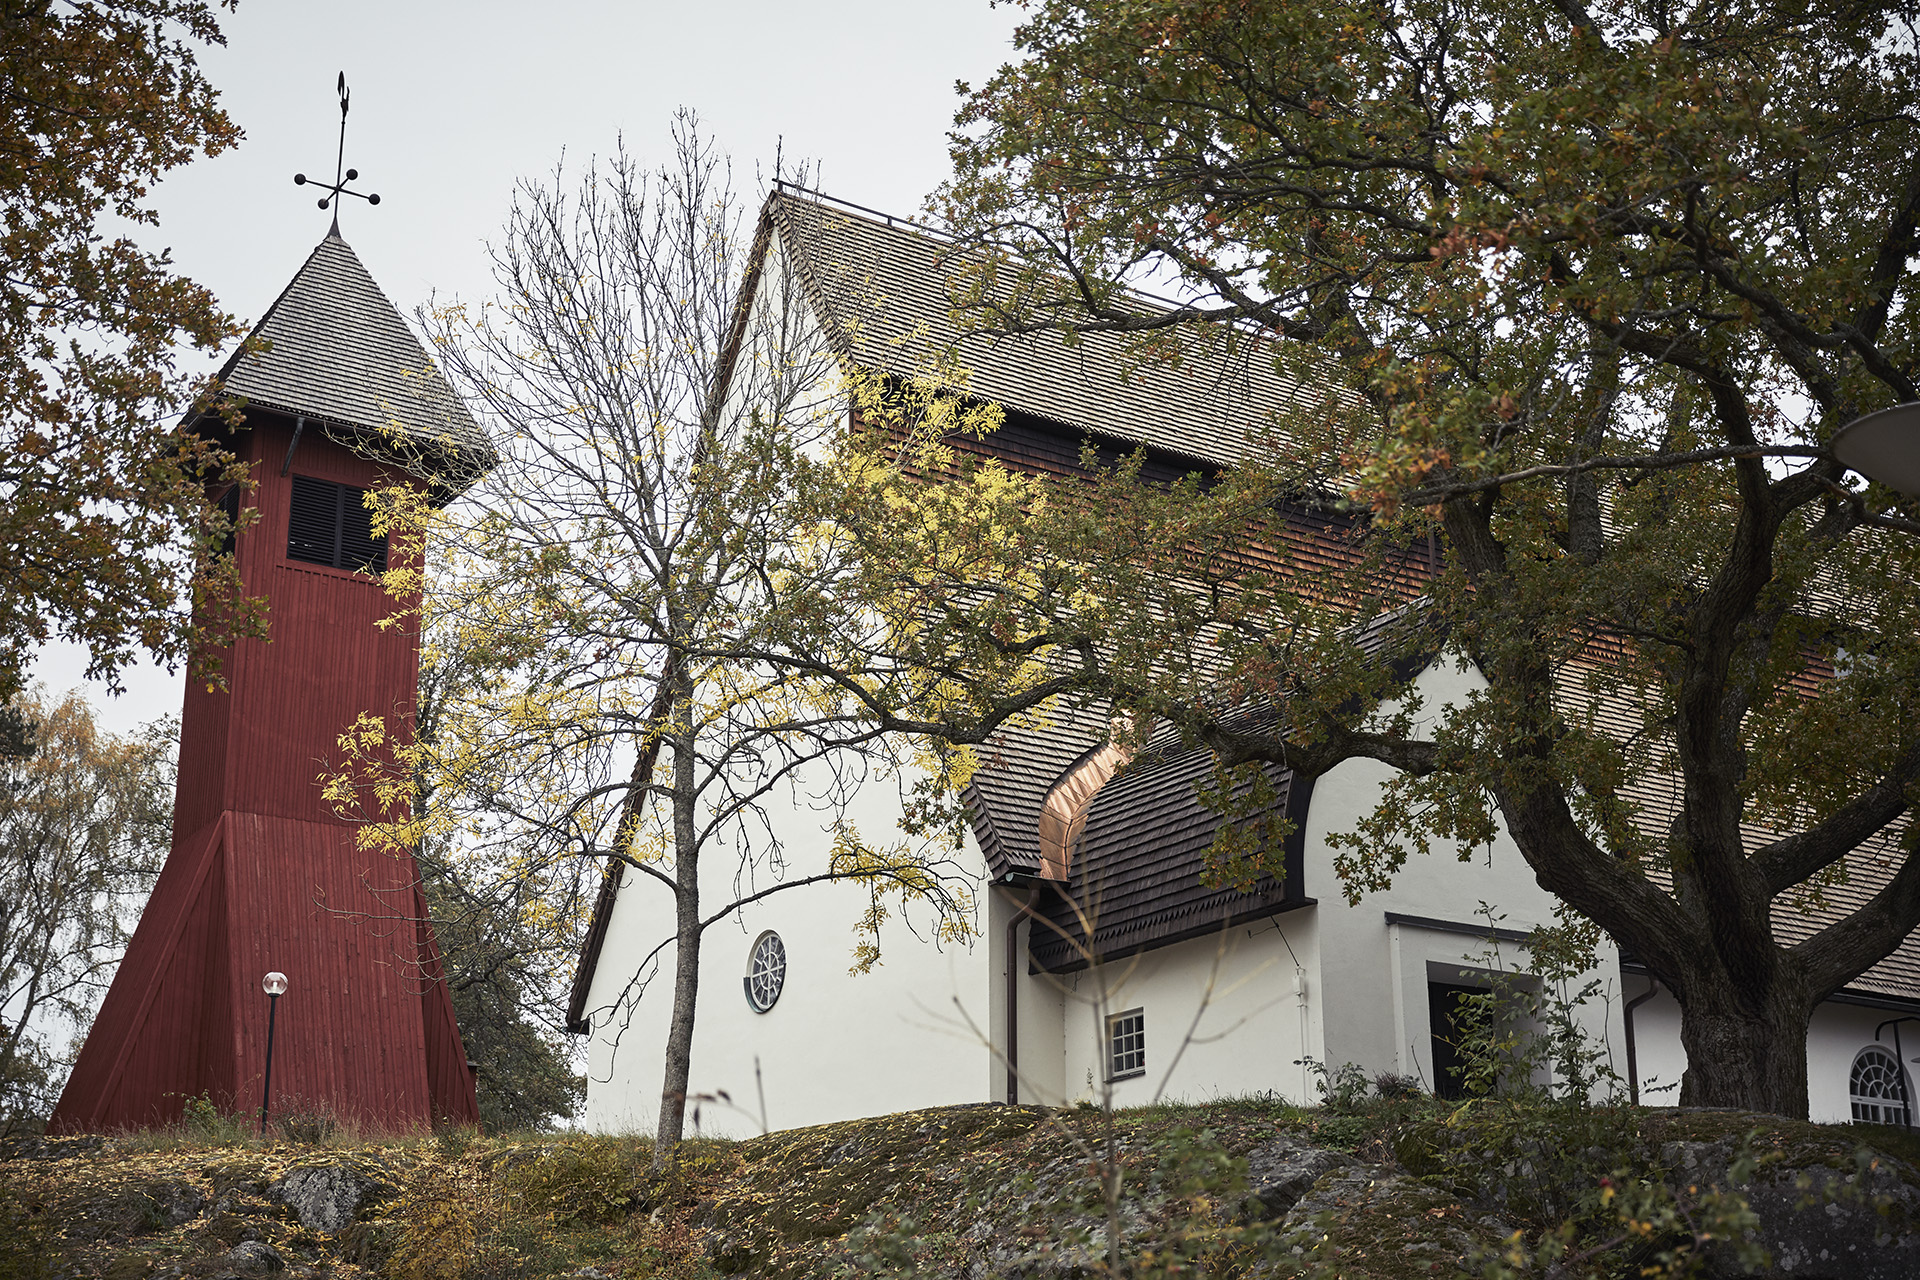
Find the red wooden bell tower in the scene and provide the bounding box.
[51,231,490,1132]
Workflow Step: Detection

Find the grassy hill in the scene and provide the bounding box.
[4,1096,1918,1280]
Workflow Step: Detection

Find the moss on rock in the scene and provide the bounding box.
[5,1100,1918,1280]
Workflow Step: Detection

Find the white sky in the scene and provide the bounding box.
[30,0,1024,735]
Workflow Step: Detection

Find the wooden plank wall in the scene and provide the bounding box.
[51,411,476,1132]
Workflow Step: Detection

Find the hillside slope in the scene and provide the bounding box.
[4,1100,1918,1279]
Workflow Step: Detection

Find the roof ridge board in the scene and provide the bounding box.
[770,184,1303,341]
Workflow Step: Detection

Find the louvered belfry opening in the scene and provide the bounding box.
[287,473,387,574]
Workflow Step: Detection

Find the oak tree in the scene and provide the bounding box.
[0,0,259,699]
[908,0,1920,1116]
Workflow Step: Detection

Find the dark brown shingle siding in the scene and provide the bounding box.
[1027,738,1313,972]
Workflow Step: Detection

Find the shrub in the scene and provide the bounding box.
[0,1179,51,1280]
[384,1162,478,1280]
[161,1092,257,1147]
[274,1097,340,1145]
[504,1138,640,1227]
[1299,1059,1371,1113]
[1371,1071,1423,1101]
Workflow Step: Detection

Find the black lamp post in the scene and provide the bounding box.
[1831,402,1920,498]
[259,971,287,1137]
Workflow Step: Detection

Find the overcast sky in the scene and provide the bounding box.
[31,0,1024,734]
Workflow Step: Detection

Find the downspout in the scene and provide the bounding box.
[1295,965,1310,1105]
[1267,917,1310,1105]
[1624,975,1660,1106]
[1002,886,1039,1104]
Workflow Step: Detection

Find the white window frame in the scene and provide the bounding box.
[743,930,786,1013]
[1849,1043,1912,1125]
[1107,1007,1146,1082]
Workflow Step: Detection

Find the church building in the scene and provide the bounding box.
[570,191,1920,1134]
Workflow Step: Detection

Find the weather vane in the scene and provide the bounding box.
[294,72,381,234]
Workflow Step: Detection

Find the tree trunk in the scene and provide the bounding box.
[653,693,701,1168]
[652,872,701,1166]
[1674,982,1813,1117]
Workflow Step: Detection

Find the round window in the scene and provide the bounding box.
[744,931,786,1013]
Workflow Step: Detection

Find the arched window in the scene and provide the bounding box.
[1849,1044,1911,1125]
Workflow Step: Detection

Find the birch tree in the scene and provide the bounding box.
[0,689,170,1134]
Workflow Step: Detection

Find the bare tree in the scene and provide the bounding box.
[323,115,987,1164]
[0,689,170,1135]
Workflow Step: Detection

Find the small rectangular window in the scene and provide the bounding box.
[1107,1008,1146,1081]
[288,475,386,574]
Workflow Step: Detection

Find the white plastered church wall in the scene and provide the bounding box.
[581,754,996,1137]
[1045,916,1324,1108]
[1301,654,1627,1096]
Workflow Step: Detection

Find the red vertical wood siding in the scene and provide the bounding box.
[51,411,476,1132]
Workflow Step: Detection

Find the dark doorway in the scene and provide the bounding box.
[1429,981,1488,1100]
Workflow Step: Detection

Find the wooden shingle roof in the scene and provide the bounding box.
[215,234,493,487]
[965,704,1107,880]
[769,191,1317,471]
[1026,732,1314,973]
[964,705,1314,974]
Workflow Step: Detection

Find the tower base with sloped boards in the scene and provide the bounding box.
[50,812,474,1132]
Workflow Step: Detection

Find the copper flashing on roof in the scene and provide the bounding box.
[1028,732,1316,974]
[1037,742,1132,881]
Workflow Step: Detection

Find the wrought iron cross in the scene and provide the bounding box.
[294,72,381,235]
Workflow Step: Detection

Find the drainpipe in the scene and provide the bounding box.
[1265,916,1310,1105]
[1624,975,1661,1106]
[1295,965,1310,1105]
[1002,886,1039,1104]
[281,416,307,475]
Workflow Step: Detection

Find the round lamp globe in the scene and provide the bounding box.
[1831,402,1920,498]
[262,971,289,997]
